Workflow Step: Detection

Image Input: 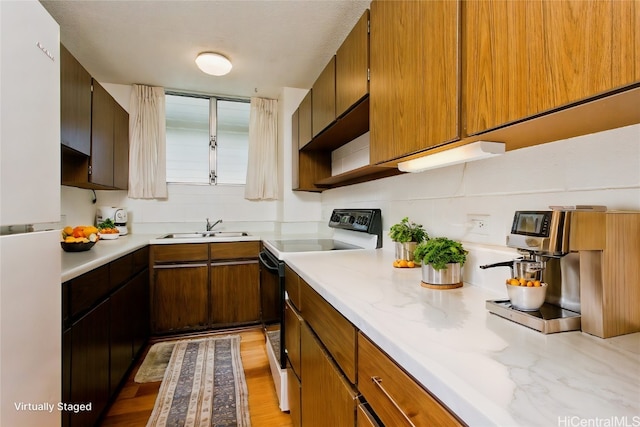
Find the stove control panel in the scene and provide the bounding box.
[329,209,382,247]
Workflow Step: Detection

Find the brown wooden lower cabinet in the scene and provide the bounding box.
[69,300,110,427]
[284,299,302,377]
[62,247,150,427]
[152,263,209,333]
[358,333,463,427]
[210,260,260,325]
[299,276,357,383]
[287,367,302,427]
[150,242,262,334]
[301,323,358,427]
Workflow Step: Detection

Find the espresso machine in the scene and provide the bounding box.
[482,209,583,334]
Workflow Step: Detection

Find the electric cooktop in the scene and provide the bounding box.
[267,238,362,253]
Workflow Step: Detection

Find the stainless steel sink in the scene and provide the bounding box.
[161,231,249,239]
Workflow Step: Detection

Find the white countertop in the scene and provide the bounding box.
[282,249,640,426]
[61,233,156,282]
[61,232,264,282]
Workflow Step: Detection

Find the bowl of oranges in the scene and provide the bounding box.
[505,278,547,311]
[61,225,99,252]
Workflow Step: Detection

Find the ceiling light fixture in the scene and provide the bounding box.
[397,141,506,173]
[195,52,232,76]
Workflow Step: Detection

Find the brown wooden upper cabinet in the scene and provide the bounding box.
[312,56,336,137]
[298,90,312,149]
[89,80,129,189]
[464,0,640,136]
[60,44,92,156]
[369,0,460,165]
[113,102,129,190]
[336,9,370,118]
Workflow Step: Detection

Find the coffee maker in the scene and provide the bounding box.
[482,209,582,334]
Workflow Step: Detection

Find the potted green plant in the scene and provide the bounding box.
[389,217,428,263]
[413,237,468,289]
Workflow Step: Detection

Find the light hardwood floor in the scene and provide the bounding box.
[100,328,293,427]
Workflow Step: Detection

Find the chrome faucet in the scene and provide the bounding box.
[206,218,222,231]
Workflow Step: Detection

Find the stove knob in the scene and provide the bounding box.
[348,216,355,224]
[330,214,340,223]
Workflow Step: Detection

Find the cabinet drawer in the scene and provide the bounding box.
[210,241,260,260]
[69,264,110,319]
[152,243,208,263]
[300,278,356,384]
[284,299,303,377]
[133,246,149,274]
[284,264,301,310]
[110,252,133,290]
[358,333,462,427]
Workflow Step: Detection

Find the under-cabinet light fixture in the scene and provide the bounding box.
[195,52,232,76]
[397,141,506,173]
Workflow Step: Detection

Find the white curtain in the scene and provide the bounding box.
[244,97,279,200]
[128,84,168,199]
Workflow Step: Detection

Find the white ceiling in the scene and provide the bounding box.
[41,0,371,100]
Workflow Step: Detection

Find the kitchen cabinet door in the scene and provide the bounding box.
[464,0,639,136]
[612,0,640,86]
[70,299,110,427]
[113,101,129,190]
[210,261,260,326]
[90,80,115,187]
[284,299,302,377]
[336,9,369,117]
[110,281,135,394]
[109,267,149,393]
[62,328,71,427]
[60,44,92,156]
[130,268,150,357]
[287,367,302,427]
[300,323,358,427]
[152,264,209,333]
[369,0,459,164]
[298,91,312,149]
[312,56,336,137]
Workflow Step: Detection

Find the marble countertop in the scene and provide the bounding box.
[282,249,640,426]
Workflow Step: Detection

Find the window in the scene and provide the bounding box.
[165,93,250,184]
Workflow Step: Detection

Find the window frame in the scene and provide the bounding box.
[164,91,250,185]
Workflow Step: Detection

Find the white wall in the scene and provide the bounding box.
[321,124,640,294]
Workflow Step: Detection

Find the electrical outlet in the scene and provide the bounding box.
[468,214,490,235]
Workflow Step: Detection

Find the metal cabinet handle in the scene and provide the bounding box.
[210,260,258,267]
[153,263,208,269]
[371,376,416,427]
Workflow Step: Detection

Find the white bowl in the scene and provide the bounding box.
[506,282,548,311]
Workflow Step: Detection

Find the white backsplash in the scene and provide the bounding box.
[331,132,370,176]
[321,124,640,292]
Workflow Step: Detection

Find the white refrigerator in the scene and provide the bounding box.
[0,1,62,426]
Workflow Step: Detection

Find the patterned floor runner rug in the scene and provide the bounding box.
[146,335,251,427]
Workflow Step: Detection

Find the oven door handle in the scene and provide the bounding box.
[259,251,280,273]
